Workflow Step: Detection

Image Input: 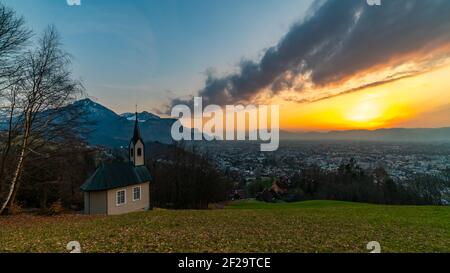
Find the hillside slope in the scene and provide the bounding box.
[0,201,448,253]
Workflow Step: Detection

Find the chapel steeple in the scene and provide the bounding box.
[132,112,143,144]
[129,111,145,166]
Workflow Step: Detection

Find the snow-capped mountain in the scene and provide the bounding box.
[73,99,176,147]
[120,111,160,122]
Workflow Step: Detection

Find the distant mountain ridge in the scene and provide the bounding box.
[74,99,176,147]
[280,127,450,142]
[4,98,447,147]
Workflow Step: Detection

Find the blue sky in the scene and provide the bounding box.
[4,0,313,113]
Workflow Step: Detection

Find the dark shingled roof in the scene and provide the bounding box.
[81,162,152,192]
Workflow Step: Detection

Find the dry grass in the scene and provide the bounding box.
[0,200,449,253]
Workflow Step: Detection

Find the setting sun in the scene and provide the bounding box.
[346,96,384,124]
[276,63,450,131]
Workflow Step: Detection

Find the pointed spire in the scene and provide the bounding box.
[132,109,142,144]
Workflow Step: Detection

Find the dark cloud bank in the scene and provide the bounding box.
[168,0,450,110]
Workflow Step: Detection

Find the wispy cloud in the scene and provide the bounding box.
[166,0,450,110]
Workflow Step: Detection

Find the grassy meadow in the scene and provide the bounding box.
[0,200,449,253]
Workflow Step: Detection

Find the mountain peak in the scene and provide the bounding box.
[121,111,160,122]
[74,98,97,106]
[73,98,111,111]
[69,99,175,147]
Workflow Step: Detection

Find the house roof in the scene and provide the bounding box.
[81,162,152,192]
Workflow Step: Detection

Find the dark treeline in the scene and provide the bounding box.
[147,143,232,209]
[253,158,450,205]
[16,145,97,212]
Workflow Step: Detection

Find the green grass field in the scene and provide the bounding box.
[0,200,449,253]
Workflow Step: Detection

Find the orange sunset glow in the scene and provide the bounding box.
[165,0,450,134]
[275,62,450,131]
[120,0,450,135]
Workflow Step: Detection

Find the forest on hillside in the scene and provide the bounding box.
[248,159,450,206]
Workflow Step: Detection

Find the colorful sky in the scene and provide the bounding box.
[5,0,450,131]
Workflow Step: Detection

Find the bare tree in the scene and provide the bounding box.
[0,2,31,200]
[0,25,83,214]
[0,3,30,90]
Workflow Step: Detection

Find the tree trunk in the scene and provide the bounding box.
[0,94,17,195]
[0,109,31,215]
